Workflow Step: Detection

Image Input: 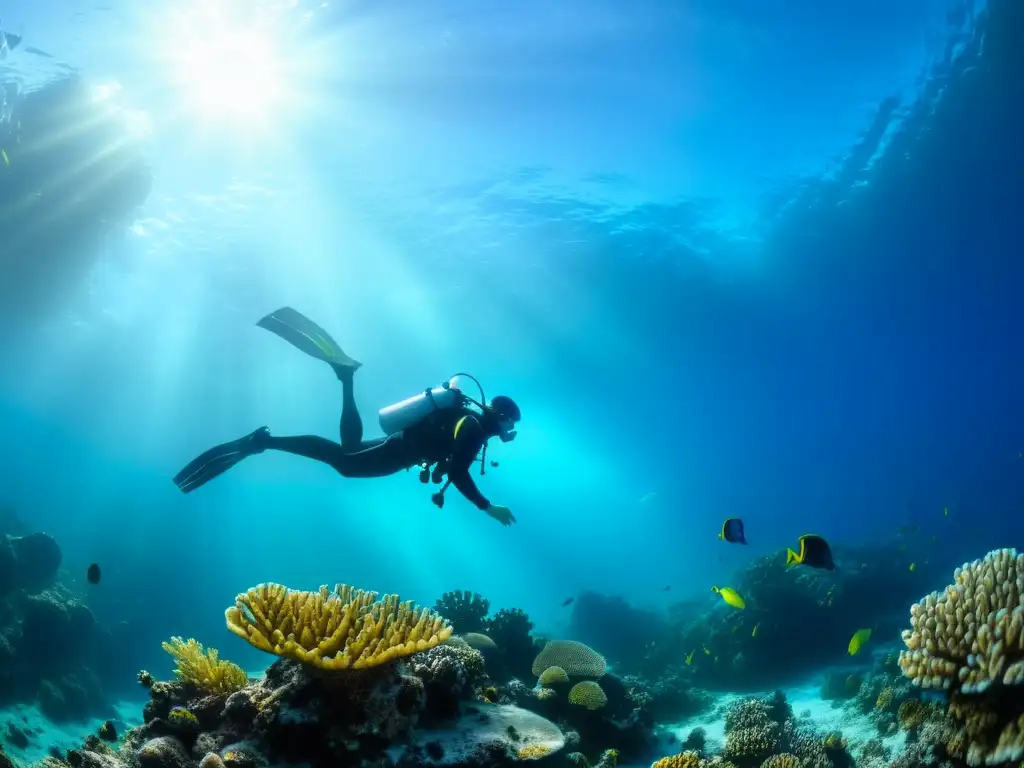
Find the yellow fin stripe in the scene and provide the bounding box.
[454,415,468,440]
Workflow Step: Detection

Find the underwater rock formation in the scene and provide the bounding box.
[0,529,115,721]
[0,532,61,596]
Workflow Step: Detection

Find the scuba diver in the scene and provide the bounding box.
[172,307,522,527]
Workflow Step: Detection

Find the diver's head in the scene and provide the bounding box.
[485,395,521,443]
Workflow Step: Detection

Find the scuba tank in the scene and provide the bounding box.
[382,373,502,508]
[378,378,466,435]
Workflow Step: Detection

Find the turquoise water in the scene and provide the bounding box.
[0,2,1020,763]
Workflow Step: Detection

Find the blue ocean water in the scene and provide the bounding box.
[0,0,1021,763]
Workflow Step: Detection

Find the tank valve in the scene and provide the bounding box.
[418,464,430,483]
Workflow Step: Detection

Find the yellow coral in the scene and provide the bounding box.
[538,665,570,686]
[898,699,929,730]
[568,680,608,710]
[168,707,198,725]
[876,687,894,710]
[161,637,248,694]
[518,744,554,760]
[531,640,607,678]
[535,687,557,701]
[225,583,453,670]
[651,751,702,768]
[761,754,800,768]
[823,732,847,749]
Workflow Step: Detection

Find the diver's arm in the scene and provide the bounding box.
[448,416,490,510]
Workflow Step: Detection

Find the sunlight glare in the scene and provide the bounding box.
[163,4,286,125]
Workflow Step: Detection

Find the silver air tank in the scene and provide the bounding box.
[378,379,463,435]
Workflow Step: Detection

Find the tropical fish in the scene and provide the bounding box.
[752,623,759,638]
[848,628,872,655]
[785,534,836,570]
[1,148,8,166]
[943,507,949,516]
[711,585,746,609]
[562,597,574,607]
[719,517,747,544]
[87,563,101,584]
[909,562,917,572]
[930,535,938,544]
[703,646,711,656]
[898,544,907,551]
[685,649,696,665]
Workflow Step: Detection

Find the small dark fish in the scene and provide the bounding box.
[719,517,747,544]
[561,597,574,607]
[662,585,671,591]
[785,534,835,570]
[87,563,101,584]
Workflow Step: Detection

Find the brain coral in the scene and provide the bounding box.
[532,640,607,678]
[898,549,1024,766]
[568,680,608,710]
[538,666,570,686]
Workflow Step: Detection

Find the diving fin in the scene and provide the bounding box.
[256,306,362,371]
[173,427,270,494]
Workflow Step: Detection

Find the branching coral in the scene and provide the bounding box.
[760,754,800,768]
[161,637,248,694]
[434,590,490,634]
[225,583,452,670]
[531,640,607,678]
[652,751,703,768]
[567,680,608,710]
[898,549,1024,766]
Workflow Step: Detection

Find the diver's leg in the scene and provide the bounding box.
[265,433,414,478]
[332,364,364,451]
[173,427,270,494]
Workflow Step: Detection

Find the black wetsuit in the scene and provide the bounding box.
[261,372,493,509]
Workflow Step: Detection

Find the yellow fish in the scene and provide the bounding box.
[752,623,759,638]
[909,562,917,572]
[848,628,872,655]
[711,585,746,609]
[1,148,8,166]
[685,649,696,666]
[703,646,711,656]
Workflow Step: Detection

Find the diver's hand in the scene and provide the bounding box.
[485,504,516,527]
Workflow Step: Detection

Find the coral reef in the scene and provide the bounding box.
[652,691,853,768]
[46,642,568,768]
[898,548,1024,766]
[225,583,453,669]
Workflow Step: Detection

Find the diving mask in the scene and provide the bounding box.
[497,417,517,443]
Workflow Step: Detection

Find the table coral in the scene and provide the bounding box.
[225,582,452,670]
